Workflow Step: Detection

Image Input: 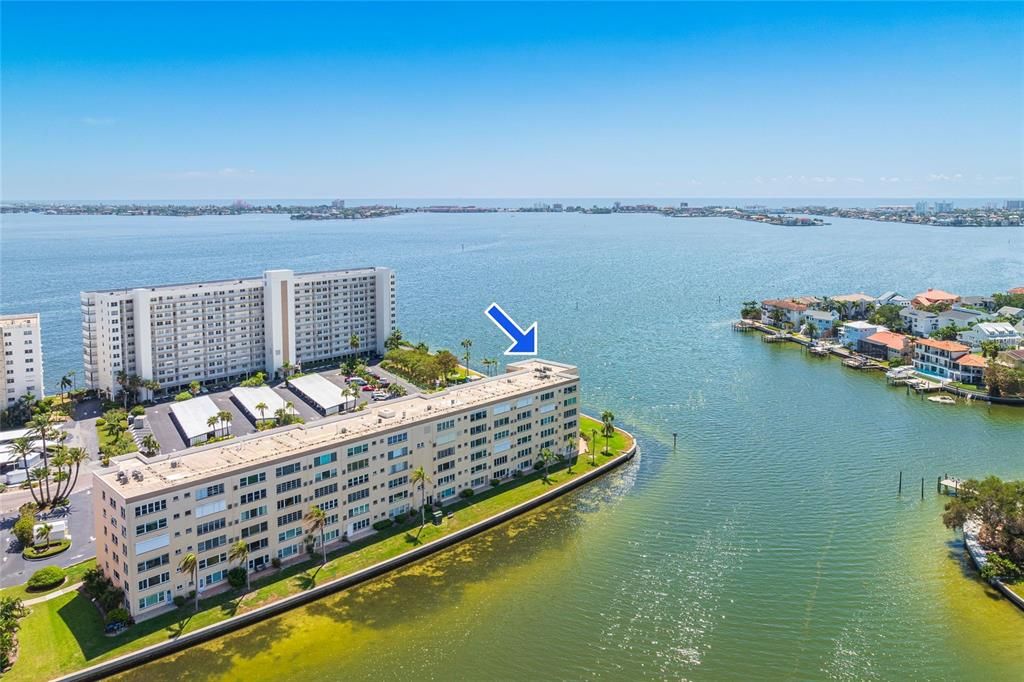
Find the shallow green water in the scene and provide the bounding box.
[3,212,1022,679]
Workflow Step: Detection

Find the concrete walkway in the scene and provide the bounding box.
[24,581,82,606]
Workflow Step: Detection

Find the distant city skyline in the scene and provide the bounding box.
[2,2,1021,200]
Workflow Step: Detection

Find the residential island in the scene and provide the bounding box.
[737,286,1024,403]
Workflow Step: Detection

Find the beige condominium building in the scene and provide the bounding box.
[94,359,581,617]
[2,313,44,407]
[81,267,395,399]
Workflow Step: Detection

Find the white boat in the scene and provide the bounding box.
[927,395,956,404]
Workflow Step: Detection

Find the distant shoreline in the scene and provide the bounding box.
[4,201,1018,226]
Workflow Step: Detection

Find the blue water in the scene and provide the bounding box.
[2,211,1023,680]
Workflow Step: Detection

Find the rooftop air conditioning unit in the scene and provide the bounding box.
[170,460,179,468]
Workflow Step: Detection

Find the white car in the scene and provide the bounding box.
[371,391,390,401]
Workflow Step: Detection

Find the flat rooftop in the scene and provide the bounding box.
[0,313,39,327]
[169,396,220,440]
[82,266,386,296]
[101,359,578,499]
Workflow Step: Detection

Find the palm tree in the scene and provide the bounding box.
[11,436,41,506]
[141,434,160,458]
[189,380,201,396]
[460,339,473,378]
[229,540,251,590]
[116,370,130,408]
[34,522,53,549]
[349,333,361,358]
[590,428,598,465]
[59,374,73,403]
[27,413,53,503]
[143,379,161,399]
[254,401,269,425]
[274,407,289,425]
[61,447,89,499]
[303,505,328,566]
[206,415,219,436]
[601,410,616,456]
[341,385,358,411]
[411,466,432,528]
[49,447,70,501]
[804,321,818,339]
[564,432,576,472]
[68,369,77,391]
[385,328,404,351]
[216,410,232,436]
[769,308,785,328]
[538,448,555,482]
[178,552,199,610]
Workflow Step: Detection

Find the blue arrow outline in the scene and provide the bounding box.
[485,302,538,356]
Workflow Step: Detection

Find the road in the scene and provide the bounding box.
[0,488,95,587]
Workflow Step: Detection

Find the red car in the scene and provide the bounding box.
[361,384,375,391]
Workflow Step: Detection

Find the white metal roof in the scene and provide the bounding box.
[230,386,287,418]
[288,374,355,411]
[169,396,220,440]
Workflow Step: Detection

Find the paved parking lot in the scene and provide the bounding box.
[138,364,409,453]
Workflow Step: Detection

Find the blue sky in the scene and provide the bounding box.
[2,2,1021,200]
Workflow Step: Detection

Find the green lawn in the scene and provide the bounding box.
[96,419,137,456]
[1,558,96,602]
[6,415,634,682]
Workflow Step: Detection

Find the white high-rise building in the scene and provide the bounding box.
[93,359,580,618]
[1,313,44,406]
[81,267,395,399]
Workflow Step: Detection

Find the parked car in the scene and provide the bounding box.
[348,377,367,386]
[361,384,375,392]
[372,391,390,401]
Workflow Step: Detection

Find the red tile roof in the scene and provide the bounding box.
[762,299,807,312]
[915,338,969,353]
[913,288,960,306]
[1009,287,1024,295]
[954,354,987,368]
[864,331,908,351]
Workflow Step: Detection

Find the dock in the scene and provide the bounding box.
[938,477,969,496]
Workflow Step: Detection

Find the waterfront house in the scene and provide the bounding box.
[996,348,1024,370]
[912,288,960,308]
[861,331,911,362]
[761,299,807,328]
[937,308,986,330]
[839,320,886,348]
[996,305,1024,320]
[832,293,876,319]
[912,338,971,380]
[957,322,1022,350]
[960,295,997,312]
[1009,287,1024,295]
[900,307,940,337]
[876,291,912,308]
[948,353,987,385]
[802,309,839,337]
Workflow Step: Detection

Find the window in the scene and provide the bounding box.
[348,503,370,518]
[195,499,227,518]
[494,455,507,466]
[240,472,266,487]
[276,462,301,478]
[347,473,369,487]
[389,460,409,475]
[386,432,407,446]
[135,500,166,517]
[347,458,369,473]
[470,409,487,422]
[493,416,510,427]
[346,444,368,457]
[137,554,169,573]
[471,476,487,487]
[240,505,267,521]
[197,535,226,553]
[314,468,337,482]
[138,591,169,611]
[195,483,224,500]
[315,483,338,499]
[279,527,303,543]
[198,553,227,570]
[135,518,167,536]
[239,489,267,505]
[436,419,455,432]
[470,449,488,461]
[276,478,302,494]
[204,569,229,587]
[471,463,487,474]
[469,424,487,435]
[470,437,487,448]
[278,510,302,526]
[387,446,408,460]
[277,494,301,510]
[348,488,369,503]
[440,487,455,499]
[314,452,338,466]
[388,475,408,489]
[196,518,226,536]
[436,460,455,473]
[241,521,268,539]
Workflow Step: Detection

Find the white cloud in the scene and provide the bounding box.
[927,173,963,182]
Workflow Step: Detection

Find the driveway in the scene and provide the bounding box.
[0,488,95,587]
